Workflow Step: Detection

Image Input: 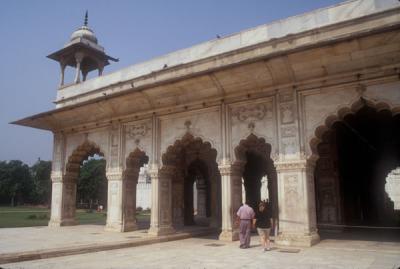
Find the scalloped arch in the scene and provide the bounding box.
[126,148,149,169]
[234,133,272,164]
[162,133,217,167]
[64,140,105,179]
[309,98,400,162]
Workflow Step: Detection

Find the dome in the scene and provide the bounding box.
[70,25,98,44]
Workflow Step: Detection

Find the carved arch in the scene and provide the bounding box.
[64,140,105,181]
[162,133,218,168]
[309,97,400,162]
[125,148,149,179]
[233,134,278,217]
[234,133,272,165]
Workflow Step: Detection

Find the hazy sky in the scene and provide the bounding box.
[0,0,343,165]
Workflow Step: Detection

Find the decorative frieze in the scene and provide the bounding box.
[280,103,295,124]
[126,122,151,145]
[281,126,297,138]
[232,103,273,122]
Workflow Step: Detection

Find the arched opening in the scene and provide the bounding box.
[64,141,106,226]
[234,134,278,226]
[185,159,211,226]
[162,133,221,229]
[125,148,149,230]
[313,102,400,239]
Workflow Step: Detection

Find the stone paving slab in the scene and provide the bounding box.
[0,225,215,265]
[2,235,400,269]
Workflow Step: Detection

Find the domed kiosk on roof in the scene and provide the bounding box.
[70,25,98,44]
[47,11,118,86]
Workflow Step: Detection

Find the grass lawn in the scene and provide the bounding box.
[0,206,150,228]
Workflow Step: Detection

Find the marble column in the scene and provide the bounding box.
[48,172,77,227]
[196,181,207,218]
[209,173,219,228]
[172,170,184,227]
[148,166,176,236]
[218,163,243,241]
[123,167,140,231]
[274,159,320,247]
[260,176,269,202]
[105,170,138,232]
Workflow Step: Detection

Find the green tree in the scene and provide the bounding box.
[0,160,33,206]
[30,159,52,205]
[77,159,107,209]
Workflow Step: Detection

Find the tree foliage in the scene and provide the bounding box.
[0,160,34,206]
[0,158,107,208]
[77,158,107,209]
[31,160,52,205]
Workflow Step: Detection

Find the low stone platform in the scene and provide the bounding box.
[2,234,400,269]
[0,225,216,265]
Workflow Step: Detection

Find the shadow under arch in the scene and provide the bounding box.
[309,97,400,231]
[62,140,106,226]
[233,133,278,219]
[161,132,221,229]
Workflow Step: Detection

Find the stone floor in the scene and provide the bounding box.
[1,227,400,269]
[0,225,152,254]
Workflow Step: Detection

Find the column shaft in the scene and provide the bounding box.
[105,171,138,232]
[275,160,320,247]
[218,163,242,241]
[48,172,77,227]
[148,166,175,236]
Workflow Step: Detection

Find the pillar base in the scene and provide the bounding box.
[275,231,320,247]
[48,218,78,227]
[219,229,239,241]
[148,225,175,236]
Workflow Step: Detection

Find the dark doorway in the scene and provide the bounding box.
[315,106,400,227]
[242,151,265,210]
[184,159,211,226]
[235,135,278,220]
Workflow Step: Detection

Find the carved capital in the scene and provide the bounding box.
[51,171,63,182]
[106,171,124,181]
[275,158,316,172]
[218,163,243,176]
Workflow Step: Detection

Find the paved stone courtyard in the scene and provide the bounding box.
[1,226,399,269]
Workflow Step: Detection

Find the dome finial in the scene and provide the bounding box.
[84,10,88,26]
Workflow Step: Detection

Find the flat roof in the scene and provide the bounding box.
[55,0,400,103]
